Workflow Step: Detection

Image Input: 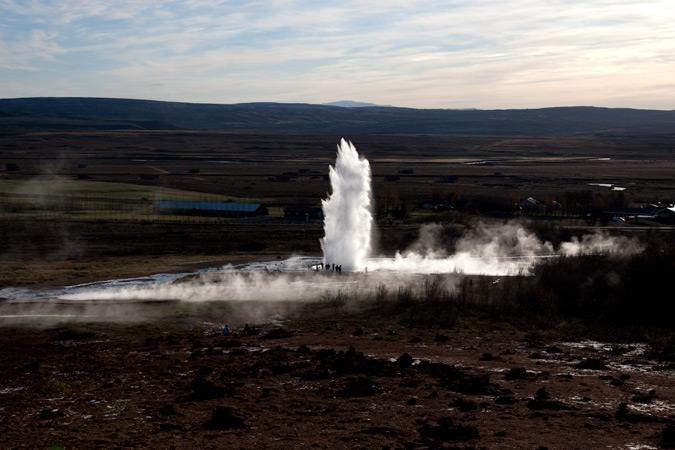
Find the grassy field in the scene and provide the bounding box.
[0,178,245,200]
[0,178,281,222]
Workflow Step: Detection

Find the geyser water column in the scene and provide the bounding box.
[321,139,373,271]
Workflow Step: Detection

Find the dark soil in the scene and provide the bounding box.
[1,305,674,450]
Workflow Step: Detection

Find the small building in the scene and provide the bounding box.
[519,197,545,213]
[422,202,452,212]
[384,175,400,182]
[284,205,323,221]
[655,206,675,224]
[398,169,414,174]
[5,163,19,171]
[154,200,268,218]
[140,174,160,181]
[602,206,660,222]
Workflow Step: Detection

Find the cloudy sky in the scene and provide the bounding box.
[1,0,674,109]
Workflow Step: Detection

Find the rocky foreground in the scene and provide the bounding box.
[1,312,675,450]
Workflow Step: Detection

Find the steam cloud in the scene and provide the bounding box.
[46,223,643,303]
[368,223,643,276]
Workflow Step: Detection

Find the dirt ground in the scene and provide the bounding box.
[1,302,674,450]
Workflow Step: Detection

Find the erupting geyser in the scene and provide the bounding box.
[321,139,372,271]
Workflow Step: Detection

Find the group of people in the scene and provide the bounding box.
[221,323,258,337]
[315,262,342,273]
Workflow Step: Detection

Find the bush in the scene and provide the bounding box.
[372,282,389,306]
[396,285,415,309]
[526,243,675,328]
[321,289,349,308]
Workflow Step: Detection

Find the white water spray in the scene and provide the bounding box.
[320,139,373,271]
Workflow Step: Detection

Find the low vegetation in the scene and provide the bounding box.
[313,242,675,346]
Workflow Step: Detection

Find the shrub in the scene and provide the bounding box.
[396,285,415,309]
[321,289,348,308]
[373,282,389,306]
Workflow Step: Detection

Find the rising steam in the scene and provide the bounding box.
[43,224,643,304]
[367,222,643,276]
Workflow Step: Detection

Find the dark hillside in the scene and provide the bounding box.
[1,97,674,137]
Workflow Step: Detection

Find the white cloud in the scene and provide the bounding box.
[1,0,674,108]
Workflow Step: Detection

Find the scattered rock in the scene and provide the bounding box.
[396,353,414,369]
[158,404,184,416]
[189,349,204,359]
[215,339,242,348]
[261,327,294,340]
[38,408,64,419]
[632,392,657,404]
[575,358,609,370]
[495,396,518,405]
[454,373,500,396]
[190,366,235,400]
[419,417,479,442]
[479,352,500,361]
[615,402,661,424]
[450,397,477,412]
[203,406,246,430]
[340,376,382,397]
[660,424,675,448]
[535,387,550,400]
[504,367,529,381]
[526,399,571,410]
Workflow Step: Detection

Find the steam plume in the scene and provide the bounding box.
[320,139,372,271]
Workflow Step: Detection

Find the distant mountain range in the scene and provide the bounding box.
[1,97,674,137]
[322,100,382,108]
